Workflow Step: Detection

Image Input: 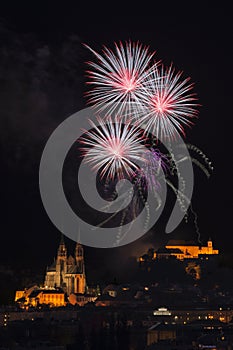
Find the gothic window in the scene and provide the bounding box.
[76,278,80,293]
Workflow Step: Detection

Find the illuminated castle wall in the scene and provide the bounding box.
[138,238,219,280]
[15,288,66,307]
[139,238,219,262]
[163,238,218,260]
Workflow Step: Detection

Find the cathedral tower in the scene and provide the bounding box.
[55,234,67,288]
[75,242,85,273]
[57,234,67,260]
[73,242,86,294]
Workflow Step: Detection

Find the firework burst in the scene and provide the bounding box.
[84,41,159,117]
[134,148,168,191]
[80,117,146,180]
[135,64,199,140]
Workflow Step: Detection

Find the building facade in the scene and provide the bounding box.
[164,238,219,260]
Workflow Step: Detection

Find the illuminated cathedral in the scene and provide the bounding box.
[15,236,87,307]
[44,235,86,295]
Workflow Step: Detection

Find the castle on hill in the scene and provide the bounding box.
[138,238,219,280]
[139,238,219,262]
[158,238,218,260]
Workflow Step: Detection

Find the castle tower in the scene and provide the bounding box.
[207,238,212,248]
[207,237,213,254]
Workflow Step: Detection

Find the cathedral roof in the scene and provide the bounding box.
[157,247,183,254]
[59,233,65,246]
[28,290,42,298]
[67,265,83,274]
[47,260,56,271]
[67,255,75,265]
[41,289,64,294]
[167,248,183,254]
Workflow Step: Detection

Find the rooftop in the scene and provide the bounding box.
[166,240,199,247]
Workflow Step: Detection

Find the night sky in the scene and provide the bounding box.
[0,3,232,282]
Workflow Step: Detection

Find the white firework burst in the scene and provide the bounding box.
[136,64,199,140]
[80,117,146,180]
[84,41,159,117]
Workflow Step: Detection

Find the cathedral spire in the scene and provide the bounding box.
[75,241,85,274]
[57,233,67,258]
[60,233,65,246]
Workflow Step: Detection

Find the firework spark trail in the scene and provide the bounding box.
[186,144,213,172]
[80,117,145,180]
[175,143,213,178]
[95,144,205,236]
[189,203,202,244]
[98,165,166,236]
[167,145,188,214]
[166,178,202,242]
[101,187,130,212]
[190,158,211,178]
[127,148,169,233]
[84,41,159,117]
[176,156,211,178]
[175,146,213,225]
[181,148,213,243]
[95,143,211,240]
[116,184,156,244]
[166,179,188,210]
[168,146,213,241]
[136,64,199,140]
[96,188,148,245]
[133,148,168,192]
[96,186,134,227]
[135,181,150,231]
[168,147,200,235]
[117,197,137,245]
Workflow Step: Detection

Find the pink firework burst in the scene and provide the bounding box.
[137,64,199,140]
[84,41,159,117]
[80,117,146,180]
